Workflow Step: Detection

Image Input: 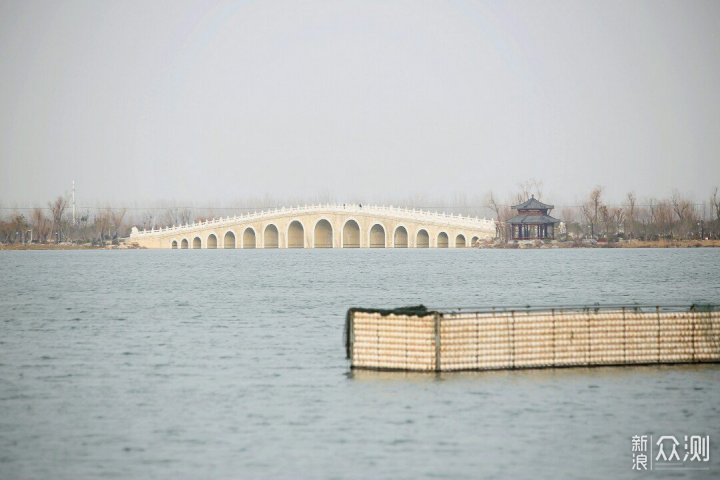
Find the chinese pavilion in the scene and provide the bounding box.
[507,195,560,240]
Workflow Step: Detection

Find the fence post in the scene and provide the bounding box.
[510,311,515,369]
[622,307,626,364]
[656,306,661,363]
[347,310,354,363]
[586,309,591,366]
[435,313,442,372]
[552,308,562,367]
[691,311,696,362]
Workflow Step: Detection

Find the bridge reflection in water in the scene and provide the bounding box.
[130,204,496,249]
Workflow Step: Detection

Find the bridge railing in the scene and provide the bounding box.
[134,204,496,236]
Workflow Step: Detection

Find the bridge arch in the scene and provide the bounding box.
[313,218,333,248]
[287,220,305,248]
[242,227,256,249]
[223,230,236,249]
[264,224,279,248]
[181,238,189,249]
[207,233,218,249]
[437,232,449,248]
[416,229,429,248]
[193,236,202,249]
[368,223,386,248]
[393,225,408,248]
[131,205,498,250]
[342,218,360,248]
[471,236,479,247]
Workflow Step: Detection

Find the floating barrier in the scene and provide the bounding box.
[344,305,720,372]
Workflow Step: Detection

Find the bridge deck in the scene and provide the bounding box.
[130,204,496,249]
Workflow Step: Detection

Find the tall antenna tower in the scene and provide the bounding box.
[72,180,76,225]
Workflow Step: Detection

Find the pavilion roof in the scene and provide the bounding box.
[511,195,554,211]
[506,214,561,225]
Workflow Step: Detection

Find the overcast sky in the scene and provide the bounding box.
[1,0,719,207]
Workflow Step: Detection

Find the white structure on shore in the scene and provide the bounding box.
[130,204,496,249]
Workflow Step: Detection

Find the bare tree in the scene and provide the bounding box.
[646,197,660,237]
[0,216,15,244]
[635,204,650,239]
[712,187,720,238]
[32,208,51,243]
[516,181,531,203]
[160,207,179,228]
[655,200,673,238]
[48,196,68,243]
[179,208,193,225]
[671,191,695,237]
[624,192,636,239]
[613,208,625,239]
[487,191,504,241]
[511,179,545,207]
[599,205,612,239]
[9,214,28,244]
[94,210,112,244]
[581,186,604,239]
[671,190,691,222]
[142,210,155,230]
[531,179,543,200]
[110,208,127,239]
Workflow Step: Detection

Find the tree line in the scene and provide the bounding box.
[487,182,720,242]
[1,185,719,245]
[562,187,720,241]
[0,197,127,245]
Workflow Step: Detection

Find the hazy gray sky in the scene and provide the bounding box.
[1,0,719,206]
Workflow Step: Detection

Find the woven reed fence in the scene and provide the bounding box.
[345,305,720,372]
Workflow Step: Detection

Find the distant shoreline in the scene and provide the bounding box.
[0,244,136,250]
[1,240,719,251]
[483,239,720,249]
[0,244,104,250]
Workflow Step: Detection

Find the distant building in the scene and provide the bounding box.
[507,195,561,240]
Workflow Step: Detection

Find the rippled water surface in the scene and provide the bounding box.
[1,249,719,479]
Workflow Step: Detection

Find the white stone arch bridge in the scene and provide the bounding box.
[130,204,496,249]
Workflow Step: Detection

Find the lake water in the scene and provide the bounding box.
[1,249,719,479]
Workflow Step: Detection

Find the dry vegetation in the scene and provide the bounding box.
[1,184,719,247]
[487,182,720,244]
[560,186,720,243]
